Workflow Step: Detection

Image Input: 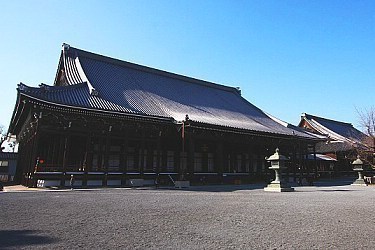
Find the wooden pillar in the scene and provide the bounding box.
[247,145,252,179]
[25,137,33,187]
[216,141,224,184]
[120,131,128,186]
[313,144,318,179]
[156,133,161,174]
[14,141,25,184]
[187,136,195,180]
[292,145,297,182]
[202,148,208,173]
[304,146,310,177]
[22,137,30,186]
[82,133,92,187]
[175,147,181,176]
[28,126,41,188]
[103,136,110,186]
[61,134,70,187]
[23,137,32,187]
[140,132,145,179]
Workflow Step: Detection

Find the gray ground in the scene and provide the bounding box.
[1,181,374,250]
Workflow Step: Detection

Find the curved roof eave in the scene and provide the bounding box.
[19,92,175,124]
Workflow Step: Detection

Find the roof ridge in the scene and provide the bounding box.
[64,44,241,95]
[303,113,353,126]
[18,82,89,93]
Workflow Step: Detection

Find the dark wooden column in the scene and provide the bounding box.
[216,141,224,184]
[202,146,208,173]
[28,123,41,188]
[313,144,318,179]
[156,132,161,174]
[26,138,33,187]
[23,137,33,187]
[298,143,305,184]
[304,146,310,178]
[247,145,252,179]
[61,134,71,187]
[175,148,181,176]
[292,144,297,182]
[120,130,128,186]
[82,133,92,187]
[14,141,25,184]
[140,132,145,179]
[187,136,195,180]
[103,135,110,186]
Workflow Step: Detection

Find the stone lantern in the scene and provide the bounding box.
[351,156,367,186]
[264,148,294,192]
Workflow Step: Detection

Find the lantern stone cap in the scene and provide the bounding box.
[266,148,289,161]
[352,155,363,165]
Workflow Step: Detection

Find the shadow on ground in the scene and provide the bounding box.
[150,183,267,192]
[312,177,356,187]
[0,230,58,248]
[318,189,355,192]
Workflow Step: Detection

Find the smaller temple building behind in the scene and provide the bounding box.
[299,113,373,176]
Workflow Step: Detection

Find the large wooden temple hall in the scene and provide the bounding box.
[9,44,321,187]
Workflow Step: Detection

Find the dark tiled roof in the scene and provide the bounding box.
[302,113,366,142]
[300,113,371,153]
[315,141,354,154]
[301,113,367,142]
[18,45,319,139]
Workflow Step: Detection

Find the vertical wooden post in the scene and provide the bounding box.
[173,149,182,177]
[24,138,32,187]
[139,131,145,179]
[292,144,297,182]
[82,133,92,187]
[61,134,70,187]
[313,144,318,179]
[187,136,195,181]
[14,141,25,184]
[103,135,110,186]
[28,121,41,188]
[216,141,224,184]
[121,130,128,186]
[156,132,161,175]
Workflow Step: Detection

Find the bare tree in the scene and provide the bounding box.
[356,107,375,168]
[357,106,375,137]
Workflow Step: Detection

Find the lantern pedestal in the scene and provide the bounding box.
[264,168,294,192]
[351,168,367,186]
[264,185,294,192]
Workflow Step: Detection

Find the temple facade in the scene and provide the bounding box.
[9,44,320,187]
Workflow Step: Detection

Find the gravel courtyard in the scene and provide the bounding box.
[1,183,374,249]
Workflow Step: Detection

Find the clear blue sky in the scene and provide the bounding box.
[1,0,374,132]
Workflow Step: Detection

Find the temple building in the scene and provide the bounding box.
[299,113,372,175]
[9,44,320,188]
